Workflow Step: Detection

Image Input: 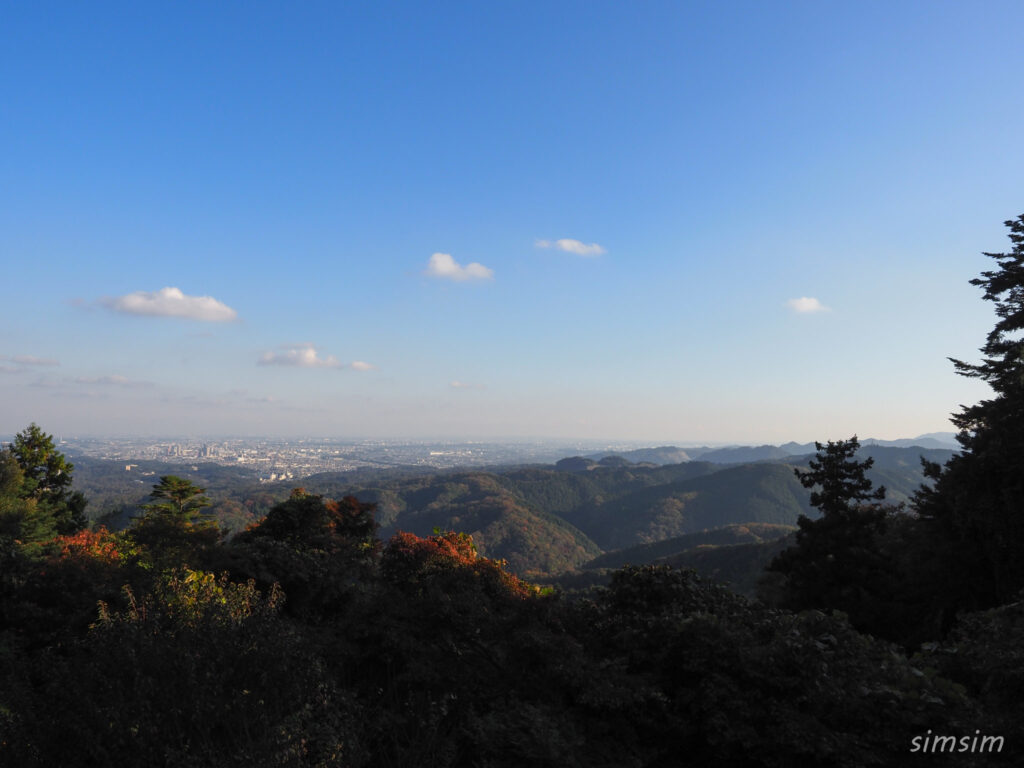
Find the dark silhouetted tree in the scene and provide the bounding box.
[763,437,900,637]
[915,213,1024,611]
[795,436,886,516]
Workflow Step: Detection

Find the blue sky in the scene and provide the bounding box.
[2,1,1021,442]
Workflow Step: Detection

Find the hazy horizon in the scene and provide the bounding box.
[1,429,959,451]
[4,3,1019,444]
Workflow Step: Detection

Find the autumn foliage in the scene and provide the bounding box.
[381,529,537,600]
[50,527,121,567]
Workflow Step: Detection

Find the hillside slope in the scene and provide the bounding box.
[560,462,813,550]
[582,522,796,570]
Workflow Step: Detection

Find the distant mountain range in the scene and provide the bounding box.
[70,439,957,586]
[283,443,951,575]
[581,433,958,465]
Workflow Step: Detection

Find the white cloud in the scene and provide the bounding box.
[535,238,606,256]
[258,345,375,371]
[11,355,59,366]
[101,286,238,322]
[425,252,494,282]
[450,380,485,390]
[258,343,343,369]
[786,297,830,314]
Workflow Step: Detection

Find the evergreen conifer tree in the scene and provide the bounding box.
[915,214,1024,610]
[6,424,86,536]
[763,437,896,635]
[142,475,212,522]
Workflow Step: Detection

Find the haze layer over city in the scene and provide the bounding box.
[4,3,1022,444]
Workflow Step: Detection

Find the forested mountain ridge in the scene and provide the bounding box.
[65,444,951,577]
[335,473,602,575]
[581,522,797,571]
[563,462,811,549]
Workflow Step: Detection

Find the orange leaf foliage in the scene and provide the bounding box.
[52,527,121,566]
[382,530,536,599]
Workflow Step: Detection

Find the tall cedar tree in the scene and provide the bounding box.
[764,437,894,633]
[6,424,86,536]
[795,436,886,517]
[128,475,218,571]
[915,213,1024,611]
[142,475,212,522]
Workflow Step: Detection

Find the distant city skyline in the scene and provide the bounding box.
[3,2,1020,443]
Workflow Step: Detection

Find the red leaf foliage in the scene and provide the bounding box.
[381,530,536,599]
[51,527,121,567]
